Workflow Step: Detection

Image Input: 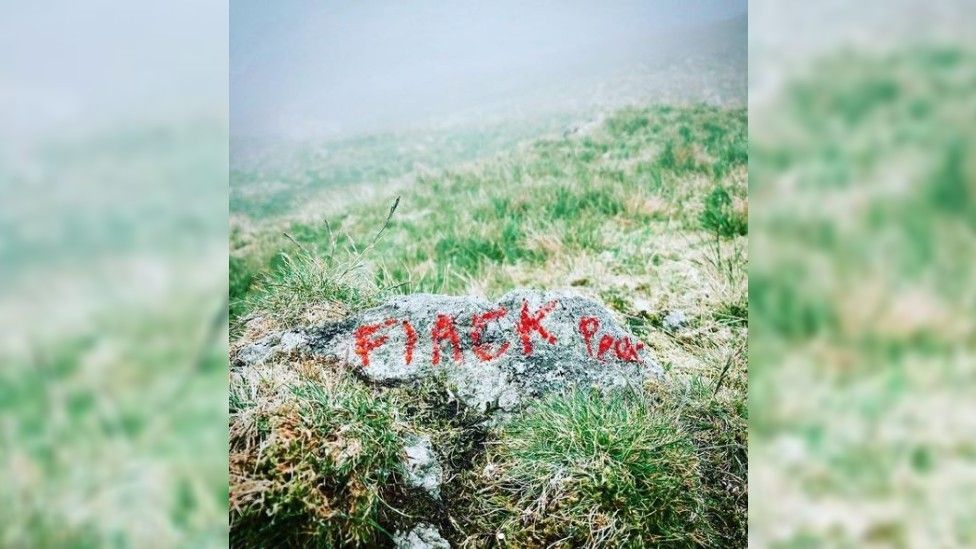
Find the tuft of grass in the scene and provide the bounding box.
[237,198,401,329]
[656,140,704,174]
[466,389,718,547]
[230,376,405,547]
[548,186,625,220]
[604,109,651,137]
[701,185,747,237]
[230,255,257,320]
[667,379,748,545]
[244,248,379,328]
[432,219,544,271]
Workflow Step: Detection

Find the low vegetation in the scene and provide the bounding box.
[465,388,715,546]
[231,373,406,546]
[1,122,228,547]
[230,103,747,546]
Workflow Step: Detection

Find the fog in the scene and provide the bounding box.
[0,1,226,147]
[232,1,746,140]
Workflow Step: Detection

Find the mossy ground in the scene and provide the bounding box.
[230,103,747,546]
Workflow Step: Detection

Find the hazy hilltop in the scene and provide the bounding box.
[230,5,746,220]
[231,2,746,142]
[231,103,749,547]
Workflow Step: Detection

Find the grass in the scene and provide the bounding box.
[463,389,714,547]
[230,103,748,546]
[749,46,976,545]
[231,374,405,547]
[701,185,747,237]
[0,294,229,548]
[230,115,576,220]
[232,104,746,310]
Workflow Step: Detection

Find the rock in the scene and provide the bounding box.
[232,330,308,369]
[393,523,450,549]
[663,310,687,331]
[402,434,443,498]
[631,297,653,315]
[308,289,664,411]
[234,290,664,412]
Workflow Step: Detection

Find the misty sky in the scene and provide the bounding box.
[1,0,226,144]
[231,1,746,140]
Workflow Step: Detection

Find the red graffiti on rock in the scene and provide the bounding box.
[578,317,600,356]
[355,318,419,367]
[517,300,558,355]
[403,320,417,365]
[352,300,644,368]
[354,318,397,367]
[578,315,644,363]
[431,313,463,365]
[471,307,510,361]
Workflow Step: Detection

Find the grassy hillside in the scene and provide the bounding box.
[229,104,747,546]
[230,115,576,221]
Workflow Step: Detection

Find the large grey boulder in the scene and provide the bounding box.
[300,289,663,411]
[232,290,662,412]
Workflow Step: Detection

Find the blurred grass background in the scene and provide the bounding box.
[0,125,229,545]
[750,1,976,546]
[0,2,228,546]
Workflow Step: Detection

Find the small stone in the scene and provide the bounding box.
[403,434,443,498]
[663,310,687,331]
[232,330,306,369]
[394,523,450,549]
[631,297,653,315]
[278,331,307,353]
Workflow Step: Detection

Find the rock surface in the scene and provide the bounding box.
[232,329,308,368]
[402,434,443,498]
[234,290,663,412]
[393,523,450,549]
[663,310,688,331]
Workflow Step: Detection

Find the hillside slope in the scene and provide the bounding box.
[229,104,747,546]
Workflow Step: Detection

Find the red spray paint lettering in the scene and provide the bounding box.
[614,337,641,362]
[352,298,646,368]
[354,318,397,367]
[596,334,615,360]
[431,314,463,365]
[471,307,510,362]
[578,316,600,357]
[403,320,417,365]
[517,299,558,355]
[578,315,643,363]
